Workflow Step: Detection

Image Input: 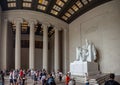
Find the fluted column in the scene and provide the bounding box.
[15,18,23,69]
[54,28,59,72]
[42,24,48,71]
[63,29,69,73]
[29,19,37,69]
[2,19,8,69]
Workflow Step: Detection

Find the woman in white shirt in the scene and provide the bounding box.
[9,70,13,85]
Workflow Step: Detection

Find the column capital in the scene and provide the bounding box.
[28,19,37,25]
[54,26,62,31]
[14,18,23,25]
[42,22,50,28]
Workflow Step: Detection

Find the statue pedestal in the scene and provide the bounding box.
[70,61,99,83]
[70,61,99,76]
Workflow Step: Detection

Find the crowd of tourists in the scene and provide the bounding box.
[1,68,120,85]
[0,69,76,85]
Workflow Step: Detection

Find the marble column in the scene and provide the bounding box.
[29,19,37,69]
[42,24,48,71]
[2,19,8,69]
[15,18,23,69]
[54,28,60,72]
[63,29,69,73]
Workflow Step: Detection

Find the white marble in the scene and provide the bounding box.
[29,19,37,69]
[2,19,8,69]
[69,0,120,74]
[15,18,23,69]
[42,24,48,71]
[70,61,99,76]
[71,40,99,77]
[54,28,60,72]
[76,39,96,62]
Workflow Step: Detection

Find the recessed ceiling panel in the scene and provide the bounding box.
[0,0,112,23]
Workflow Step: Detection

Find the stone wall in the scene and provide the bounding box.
[69,0,120,75]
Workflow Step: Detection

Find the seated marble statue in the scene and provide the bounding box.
[76,47,83,61]
[76,39,97,62]
[85,39,97,62]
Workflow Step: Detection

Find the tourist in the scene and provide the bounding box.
[9,70,13,85]
[68,78,76,85]
[13,70,17,85]
[17,73,21,85]
[34,70,38,85]
[58,71,62,82]
[0,70,4,85]
[46,73,56,85]
[38,70,42,83]
[104,73,120,85]
[41,69,47,85]
[65,74,70,85]
[51,71,55,79]
[56,70,59,80]
[31,69,34,81]
[85,79,89,85]
[21,74,26,85]
[67,71,71,78]
[19,69,23,79]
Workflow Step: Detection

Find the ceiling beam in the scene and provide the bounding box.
[31,0,38,10]
[58,0,78,18]
[0,0,8,11]
[46,0,56,13]
[16,0,22,9]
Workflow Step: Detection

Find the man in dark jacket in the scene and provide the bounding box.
[0,70,4,85]
[46,73,56,85]
[105,73,120,85]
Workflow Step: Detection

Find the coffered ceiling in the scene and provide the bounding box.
[0,0,111,23]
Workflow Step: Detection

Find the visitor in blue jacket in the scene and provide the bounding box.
[46,73,56,85]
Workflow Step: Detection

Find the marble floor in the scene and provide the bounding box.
[4,76,84,85]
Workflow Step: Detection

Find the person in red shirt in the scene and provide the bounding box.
[19,69,23,78]
[65,74,70,85]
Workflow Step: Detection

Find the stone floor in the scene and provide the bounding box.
[4,76,84,85]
